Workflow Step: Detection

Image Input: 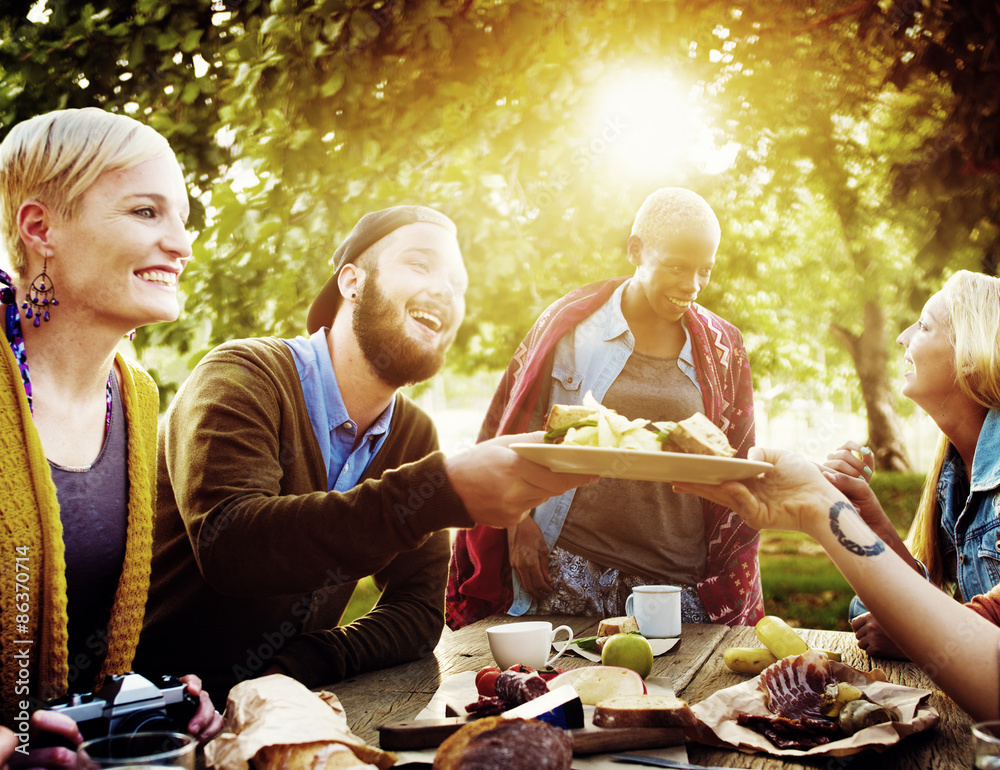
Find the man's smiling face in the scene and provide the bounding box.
[352,221,467,388]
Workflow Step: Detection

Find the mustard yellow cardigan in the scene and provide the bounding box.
[0,343,158,725]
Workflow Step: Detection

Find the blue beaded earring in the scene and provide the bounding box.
[21,257,57,327]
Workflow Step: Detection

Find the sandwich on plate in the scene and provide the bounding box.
[543,392,735,457]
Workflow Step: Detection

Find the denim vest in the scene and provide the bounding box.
[507,280,701,615]
[938,408,1000,601]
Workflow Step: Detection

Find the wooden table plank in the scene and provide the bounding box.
[652,622,730,693]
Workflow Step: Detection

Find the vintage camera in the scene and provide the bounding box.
[43,672,199,739]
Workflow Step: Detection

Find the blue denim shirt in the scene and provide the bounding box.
[508,280,700,615]
[938,408,1000,601]
[850,409,1000,620]
[282,328,394,492]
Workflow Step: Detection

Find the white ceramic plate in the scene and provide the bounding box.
[510,443,772,484]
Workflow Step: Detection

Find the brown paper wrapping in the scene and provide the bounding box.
[204,674,396,770]
[688,660,939,757]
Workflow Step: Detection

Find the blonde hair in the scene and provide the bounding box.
[0,108,172,277]
[906,270,1000,584]
[630,188,721,249]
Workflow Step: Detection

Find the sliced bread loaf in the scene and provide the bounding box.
[597,616,640,636]
[592,694,695,729]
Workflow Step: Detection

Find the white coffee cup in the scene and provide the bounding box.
[625,584,682,638]
[486,621,574,670]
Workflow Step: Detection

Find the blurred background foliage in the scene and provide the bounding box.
[2,0,998,470]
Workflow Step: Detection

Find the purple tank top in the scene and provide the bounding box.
[50,375,128,691]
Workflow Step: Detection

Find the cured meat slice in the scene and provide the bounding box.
[736,713,840,750]
[758,650,836,719]
[494,670,549,709]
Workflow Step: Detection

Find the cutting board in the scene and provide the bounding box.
[378,671,688,758]
[378,714,685,754]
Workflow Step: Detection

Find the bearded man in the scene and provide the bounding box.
[136,206,593,704]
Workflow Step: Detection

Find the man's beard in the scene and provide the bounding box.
[352,268,448,388]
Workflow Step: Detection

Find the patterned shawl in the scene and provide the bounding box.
[446,278,764,629]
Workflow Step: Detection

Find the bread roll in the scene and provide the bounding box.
[433,717,571,770]
[592,694,695,728]
[597,616,640,636]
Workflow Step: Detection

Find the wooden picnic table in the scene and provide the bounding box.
[328,614,976,768]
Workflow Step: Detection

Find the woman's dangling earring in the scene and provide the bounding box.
[21,257,58,327]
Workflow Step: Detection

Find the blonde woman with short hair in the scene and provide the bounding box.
[0,108,220,766]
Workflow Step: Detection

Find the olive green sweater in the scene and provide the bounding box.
[136,338,473,705]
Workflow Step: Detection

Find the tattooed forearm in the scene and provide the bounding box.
[829,500,886,557]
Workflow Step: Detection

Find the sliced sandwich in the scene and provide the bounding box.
[656,412,736,457]
[542,403,600,444]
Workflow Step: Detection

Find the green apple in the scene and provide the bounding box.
[601,633,654,678]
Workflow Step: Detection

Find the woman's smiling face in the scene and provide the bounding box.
[629,229,717,323]
[48,153,191,330]
[897,290,957,410]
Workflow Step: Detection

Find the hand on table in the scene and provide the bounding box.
[507,517,553,600]
[446,432,597,529]
[851,612,908,660]
[179,674,224,743]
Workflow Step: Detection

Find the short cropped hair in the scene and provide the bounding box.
[630,187,721,249]
[944,269,1000,409]
[0,107,173,277]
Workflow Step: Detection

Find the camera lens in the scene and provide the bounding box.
[87,732,191,764]
[113,711,177,736]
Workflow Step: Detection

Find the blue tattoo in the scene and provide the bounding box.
[829,500,886,557]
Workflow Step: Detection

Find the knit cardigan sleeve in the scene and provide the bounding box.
[0,342,67,720]
[272,424,451,687]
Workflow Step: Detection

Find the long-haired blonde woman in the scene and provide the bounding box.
[826,270,1000,657]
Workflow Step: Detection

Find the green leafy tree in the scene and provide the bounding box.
[1,0,996,450]
[690,1,990,469]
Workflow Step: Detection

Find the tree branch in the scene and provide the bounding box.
[796,0,875,33]
[829,322,860,362]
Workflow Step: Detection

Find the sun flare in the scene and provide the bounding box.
[584,68,734,180]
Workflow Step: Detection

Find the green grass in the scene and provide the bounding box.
[341,577,381,625]
[759,531,855,631]
[869,472,924,531]
[341,472,927,632]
